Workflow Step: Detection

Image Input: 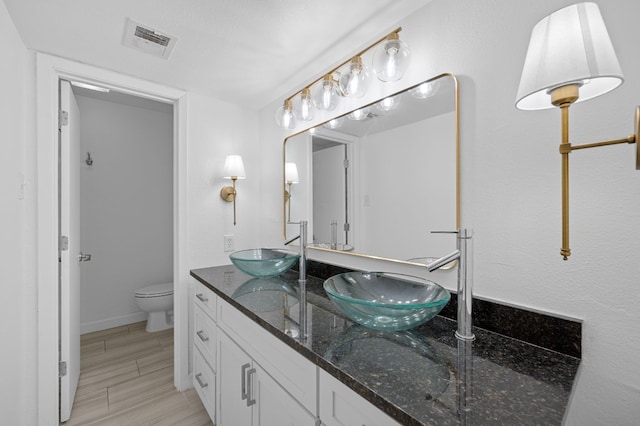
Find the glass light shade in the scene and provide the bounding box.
[298,88,314,121]
[285,162,299,184]
[312,75,339,111]
[516,2,623,110]
[372,34,411,82]
[338,57,371,98]
[348,106,371,121]
[275,99,296,130]
[324,117,344,130]
[376,95,401,112]
[223,155,246,179]
[410,80,440,99]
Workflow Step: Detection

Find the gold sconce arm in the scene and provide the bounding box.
[220,177,238,225]
[553,85,639,260]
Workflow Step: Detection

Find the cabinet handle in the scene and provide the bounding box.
[195,373,208,388]
[196,293,208,302]
[196,330,209,342]
[241,363,250,400]
[246,367,256,407]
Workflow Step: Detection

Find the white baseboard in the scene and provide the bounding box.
[80,312,148,334]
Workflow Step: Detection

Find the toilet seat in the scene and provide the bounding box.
[135,282,173,298]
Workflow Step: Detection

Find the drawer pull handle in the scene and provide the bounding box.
[196,293,208,302]
[241,363,250,400]
[247,367,256,407]
[196,330,209,342]
[195,373,208,388]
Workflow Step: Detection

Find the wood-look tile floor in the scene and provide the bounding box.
[65,321,213,426]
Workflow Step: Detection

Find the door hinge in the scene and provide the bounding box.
[344,223,350,232]
[58,110,69,127]
[59,361,67,377]
[343,158,349,169]
[59,235,69,251]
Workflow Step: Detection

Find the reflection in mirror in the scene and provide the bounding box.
[284,74,459,265]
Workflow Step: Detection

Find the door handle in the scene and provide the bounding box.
[78,252,92,262]
[246,367,256,407]
[196,330,209,342]
[195,373,208,388]
[241,363,250,400]
[196,293,208,302]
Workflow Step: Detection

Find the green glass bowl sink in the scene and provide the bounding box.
[323,272,450,331]
[229,248,300,278]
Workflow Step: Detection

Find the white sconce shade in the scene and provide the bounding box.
[372,33,411,82]
[223,155,246,179]
[515,2,623,110]
[285,162,299,184]
[276,99,296,130]
[312,75,339,111]
[339,56,371,98]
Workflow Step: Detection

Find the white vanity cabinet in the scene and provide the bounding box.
[192,282,218,421]
[319,369,400,426]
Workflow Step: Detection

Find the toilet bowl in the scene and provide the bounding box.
[134,282,174,332]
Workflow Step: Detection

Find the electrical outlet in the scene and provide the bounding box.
[223,234,235,252]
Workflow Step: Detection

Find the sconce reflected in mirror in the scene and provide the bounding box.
[284,162,299,222]
[516,2,639,260]
[220,155,246,226]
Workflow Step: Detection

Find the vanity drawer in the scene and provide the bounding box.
[194,305,217,369]
[193,346,216,422]
[194,281,217,320]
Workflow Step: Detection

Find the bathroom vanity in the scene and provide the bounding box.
[190,264,580,425]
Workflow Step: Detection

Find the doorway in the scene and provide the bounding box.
[36,54,189,424]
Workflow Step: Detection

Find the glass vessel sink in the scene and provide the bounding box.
[323,272,450,331]
[229,248,299,278]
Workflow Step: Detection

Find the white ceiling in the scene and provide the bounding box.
[4,0,430,109]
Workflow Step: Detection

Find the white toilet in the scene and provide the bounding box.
[134,282,174,332]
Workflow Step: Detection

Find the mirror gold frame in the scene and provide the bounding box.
[283,73,460,266]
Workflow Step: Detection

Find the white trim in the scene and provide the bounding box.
[79,312,149,335]
[36,53,189,424]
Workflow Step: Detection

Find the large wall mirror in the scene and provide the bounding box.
[283,73,459,266]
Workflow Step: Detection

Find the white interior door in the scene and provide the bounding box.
[59,79,81,422]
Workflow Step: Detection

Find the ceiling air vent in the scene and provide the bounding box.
[122,18,177,59]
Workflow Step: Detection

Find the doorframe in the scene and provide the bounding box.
[36,53,189,423]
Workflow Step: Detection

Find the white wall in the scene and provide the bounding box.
[259,0,640,424]
[76,94,173,333]
[0,1,36,424]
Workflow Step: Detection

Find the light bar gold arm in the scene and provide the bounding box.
[551,86,639,260]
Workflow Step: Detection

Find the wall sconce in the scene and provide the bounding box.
[220,155,246,226]
[275,27,410,129]
[516,2,639,260]
[284,162,299,222]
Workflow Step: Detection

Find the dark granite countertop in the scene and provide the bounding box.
[191,264,580,426]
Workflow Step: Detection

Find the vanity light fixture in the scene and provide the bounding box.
[275,27,408,130]
[220,155,246,226]
[372,31,411,82]
[324,117,344,130]
[376,95,401,112]
[312,75,339,111]
[284,162,299,222]
[275,99,296,130]
[516,2,639,260]
[410,80,439,99]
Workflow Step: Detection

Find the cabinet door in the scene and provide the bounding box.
[253,364,317,426]
[218,331,253,426]
[319,370,399,426]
